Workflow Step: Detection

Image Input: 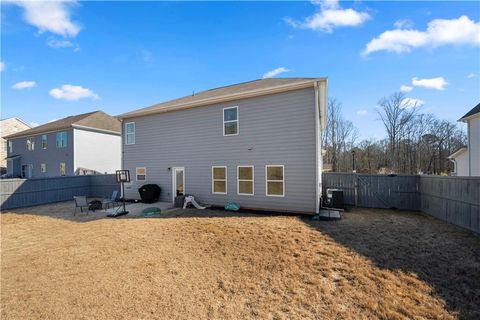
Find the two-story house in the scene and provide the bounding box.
[0,117,31,173]
[5,111,122,178]
[448,102,480,177]
[118,78,327,214]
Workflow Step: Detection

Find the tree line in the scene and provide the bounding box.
[322,92,467,175]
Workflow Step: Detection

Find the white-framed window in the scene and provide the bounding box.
[237,166,254,195]
[212,166,227,194]
[266,165,285,197]
[136,167,146,181]
[223,106,238,136]
[125,122,135,145]
[26,137,35,151]
[42,134,48,149]
[8,140,12,153]
[56,132,67,148]
[41,163,47,173]
[60,162,66,176]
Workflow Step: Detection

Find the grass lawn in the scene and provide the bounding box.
[1,203,479,319]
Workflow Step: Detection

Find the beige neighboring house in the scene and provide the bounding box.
[448,102,480,177]
[0,117,32,173]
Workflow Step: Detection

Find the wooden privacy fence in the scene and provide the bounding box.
[323,173,480,234]
[0,175,120,210]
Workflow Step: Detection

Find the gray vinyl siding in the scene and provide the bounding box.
[6,129,74,178]
[122,88,317,213]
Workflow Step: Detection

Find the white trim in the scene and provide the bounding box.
[41,163,47,173]
[172,167,185,202]
[136,167,147,181]
[237,165,254,196]
[26,137,35,151]
[41,134,48,149]
[124,122,135,145]
[212,166,227,194]
[223,106,239,136]
[8,140,12,153]
[119,79,327,120]
[265,165,285,197]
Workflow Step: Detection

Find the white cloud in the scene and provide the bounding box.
[400,85,413,92]
[12,81,36,90]
[394,19,413,29]
[262,67,291,79]
[285,0,370,33]
[356,110,368,116]
[49,84,99,101]
[363,15,480,55]
[412,77,448,90]
[467,73,477,79]
[47,37,80,51]
[29,122,39,127]
[401,98,425,108]
[8,1,81,37]
[0,61,5,72]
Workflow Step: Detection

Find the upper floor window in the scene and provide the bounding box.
[136,167,146,181]
[26,137,35,151]
[125,122,135,145]
[8,141,12,153]
[266,165,285,197]
[56,132,67,148]
[223,106,238,136]
[42,134,48,149]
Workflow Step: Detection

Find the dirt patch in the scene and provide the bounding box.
[1,205,479,319]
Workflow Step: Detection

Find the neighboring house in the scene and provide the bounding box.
[5,111,121,178]
[118,78,327,214]
[448,103,480,177]
[0,117,31,173]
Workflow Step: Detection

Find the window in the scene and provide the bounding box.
[212,166,227,194]
[266,165,284,197]
[41,163,47,173]
[136,167,146,181]
[42,134,48,149]
[26,137,35,151]
[238,166,254,195]
[223,106,238,136]
[60,162,66,176]
[56,132,67,148]
[125,122,135,145]
[8,141,12,153]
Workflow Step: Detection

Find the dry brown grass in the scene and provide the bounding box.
[1,203,479,319]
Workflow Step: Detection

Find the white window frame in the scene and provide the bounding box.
[125,122,135,145]
[223,106,239,136]
[42,134,48,149]
[265,165,285,197]
[8,140,12,153]
[136,167,146,181]
[60,162,66,176]
[237,166,254,196]
[56,132,67,148]
[26,137,35,151]
[41,163,47,173]
[212,166,227,194]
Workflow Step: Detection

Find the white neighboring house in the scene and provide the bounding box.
[448,103,480,177]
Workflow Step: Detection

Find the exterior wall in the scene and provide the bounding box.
[73,128,121,174]
[0,118,31,170]
[468,116,480,176]
[6,129,74,178]
[122,88,318,213]
[453,151,469,176]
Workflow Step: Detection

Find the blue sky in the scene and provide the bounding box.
[1,1,479,139]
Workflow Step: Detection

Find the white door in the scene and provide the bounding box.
[172,167,185,202]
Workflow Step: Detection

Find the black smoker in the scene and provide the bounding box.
[138,184,161,203]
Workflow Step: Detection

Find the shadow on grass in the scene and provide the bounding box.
[303,208,480,320]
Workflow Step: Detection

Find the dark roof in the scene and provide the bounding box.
[459,102,480,121]
[5,111,121,139]
[119,78,325,119]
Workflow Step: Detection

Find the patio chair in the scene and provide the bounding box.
[74,196,90,216]
[102,190,120,210]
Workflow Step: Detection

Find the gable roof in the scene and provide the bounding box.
[448,146,468,159]
[459,102,480,121]
[5,111,121,139]
[118,77,326,119]
[0,117,32,128]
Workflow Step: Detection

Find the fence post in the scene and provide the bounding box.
[354,173,358,207]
